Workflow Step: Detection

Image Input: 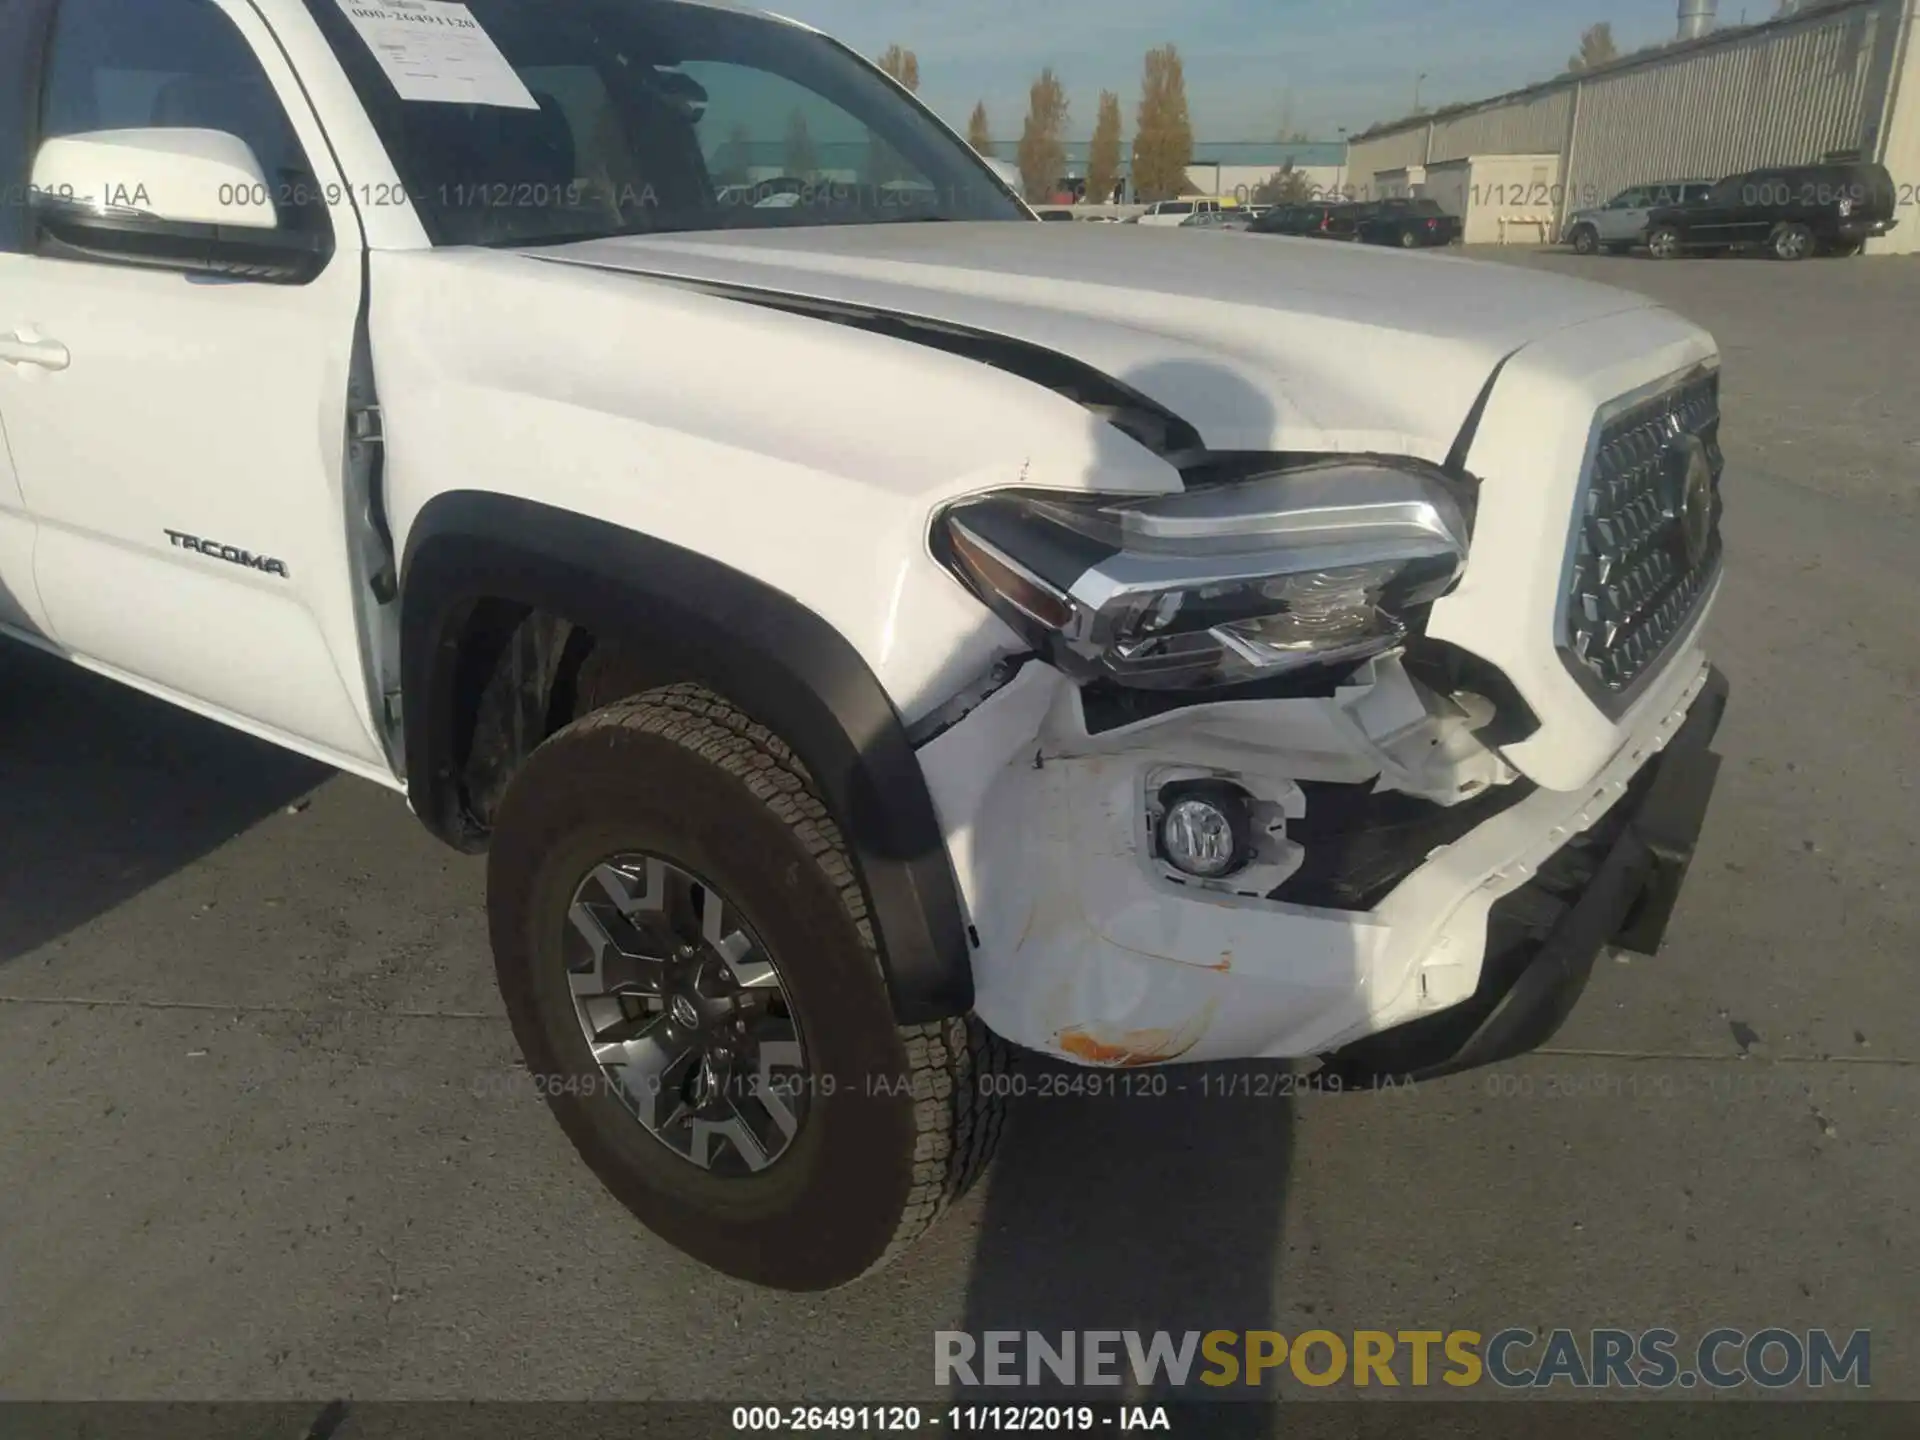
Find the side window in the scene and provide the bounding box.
[1165,201,1194,216]
[37,0,329,236]
[1705,174,1748,206]
[0,1,50,253]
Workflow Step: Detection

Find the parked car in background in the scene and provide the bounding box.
[715,176,809,209]
[1563,180,1715,254]
[1251,202,1361,241]
[1644,161,1898,260]
[1133,197,1223,227]
[1354,198,1463,249]
[1181,209,1251,230]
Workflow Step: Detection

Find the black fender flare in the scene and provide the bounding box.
[399,490,973,1024]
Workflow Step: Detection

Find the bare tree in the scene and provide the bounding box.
[1087,91,1123,206]
[878,44,920,92]
[1567,22,1619,72]
[1131,45,1194,202]
[1016,67,1069,202]
[967,101,993,154]
[783,109,817,178]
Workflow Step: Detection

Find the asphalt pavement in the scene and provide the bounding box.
[1,244,1916,1406]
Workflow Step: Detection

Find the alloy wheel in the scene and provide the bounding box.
[562,854,809,1175]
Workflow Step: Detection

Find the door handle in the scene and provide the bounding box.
[0,330,71,372]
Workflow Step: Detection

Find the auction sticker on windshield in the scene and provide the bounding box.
[334,0,538,109]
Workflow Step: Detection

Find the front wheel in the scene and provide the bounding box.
[486,684,1007,1291]
[1569,225,1599,255]
[1770,222,1816,261]
[1646,225,1683,259]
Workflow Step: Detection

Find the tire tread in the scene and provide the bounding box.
[558,682,1007,1278]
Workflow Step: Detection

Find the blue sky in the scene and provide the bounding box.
[774,0,1775,140]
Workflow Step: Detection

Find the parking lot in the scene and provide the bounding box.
[2,245,1917,1405]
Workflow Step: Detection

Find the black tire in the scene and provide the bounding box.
[1770,222,1816,261]
[487,683,1007,1291]
[1646,225,1683,260]
[1569,225,1599,255]
[1398,228,1419,249]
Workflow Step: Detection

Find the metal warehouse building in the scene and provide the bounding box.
[1346,0,1920,254]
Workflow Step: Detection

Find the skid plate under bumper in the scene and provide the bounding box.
[1322,667,1729,1085]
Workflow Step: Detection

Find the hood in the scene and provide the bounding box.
[524,222,1659,460]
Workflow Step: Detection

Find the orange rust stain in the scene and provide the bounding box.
[1057,1031,1172,1067]
[1057,999,1219,1068]
[1205,951,1234,973]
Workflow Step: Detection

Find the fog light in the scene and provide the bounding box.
[1158,782,1253,879]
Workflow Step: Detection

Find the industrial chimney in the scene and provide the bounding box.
[1678,0,1717,40]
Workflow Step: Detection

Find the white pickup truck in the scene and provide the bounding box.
[0,0,1728,1291]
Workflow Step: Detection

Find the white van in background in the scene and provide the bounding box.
[1132,197,1224,226]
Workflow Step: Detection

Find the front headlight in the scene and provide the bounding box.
[936,460,1469,690]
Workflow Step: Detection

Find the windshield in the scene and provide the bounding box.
[304,0,1027,246]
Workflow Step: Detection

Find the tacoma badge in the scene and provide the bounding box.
[164,529,290,579]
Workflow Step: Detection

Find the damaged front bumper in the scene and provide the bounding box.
[1322,664,1727,1083]
[917,648,1727,1075]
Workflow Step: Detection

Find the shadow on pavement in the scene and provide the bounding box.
[0,641,327,965]
[948,349,1303,1435]
[956,1053,1296,1435]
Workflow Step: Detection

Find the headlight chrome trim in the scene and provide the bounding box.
[936,458,1471,691]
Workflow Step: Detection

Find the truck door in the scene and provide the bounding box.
[0,399,37,639]
[0,0,392,775]
[1689,173,1753,249]
[0,0,48,637]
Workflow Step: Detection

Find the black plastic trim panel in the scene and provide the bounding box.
[1271,776,1539,912]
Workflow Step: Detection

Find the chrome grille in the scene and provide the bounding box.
[1562,369,1724,704]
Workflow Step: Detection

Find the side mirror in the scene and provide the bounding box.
[30,128,330,283]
